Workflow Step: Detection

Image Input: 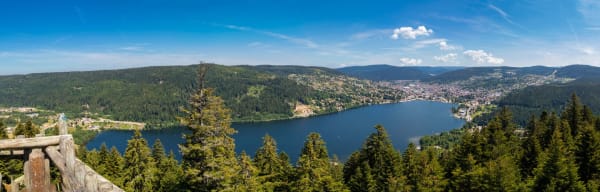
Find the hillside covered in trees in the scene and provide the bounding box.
[0,64,400,127]
[67,87,600,192]
[475,78,600,126]
[3,65,600,191]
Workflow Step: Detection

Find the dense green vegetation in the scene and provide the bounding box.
[0,64,342,126]
[5,65,600,191]
[70,72,600,191]
[484,78,600,126]
[71,92,600,192]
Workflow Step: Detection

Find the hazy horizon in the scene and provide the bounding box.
[1,0,599,75]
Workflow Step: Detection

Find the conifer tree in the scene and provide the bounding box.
[0,120,7,139]
[236,151,261,192]
[575,124,600,183]
[97,143,110,174]
[152,139,182,192]
[293,133,347,192]
[417,148,446,192]
[343,125,403,192]
[122,130,156,192]
[253,134,287,190]
[107,146,124,186]
[403,143,420,191]
[532,125,585,191]
[347,162,376,192]
[521,116,544,178]
[14,120,39,138]
[563,93,584,137]
[179,65,241,191]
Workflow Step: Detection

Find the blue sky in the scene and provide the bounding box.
[1,0,599,74]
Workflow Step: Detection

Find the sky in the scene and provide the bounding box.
[1,0,599,75]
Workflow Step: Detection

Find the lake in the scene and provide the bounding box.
[86,101,464,162]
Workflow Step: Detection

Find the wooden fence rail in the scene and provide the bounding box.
[0,113,123,192]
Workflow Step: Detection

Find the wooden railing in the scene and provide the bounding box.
[0,114,123,192]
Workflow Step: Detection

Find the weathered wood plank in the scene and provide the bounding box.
[58,113,67,135]
[44,147,66,172]
[25,148,52,192]
[0,150,24,156]
[0,136,61,150]
[85,170,98,192]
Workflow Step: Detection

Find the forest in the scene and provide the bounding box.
[3,66,600,191]
[5,87,599,192]
[0,64,322,126]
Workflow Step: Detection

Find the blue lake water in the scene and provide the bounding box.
[86,101,464,162]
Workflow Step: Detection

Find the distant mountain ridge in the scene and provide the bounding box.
[424,64,600,83]
[337,64,463,81]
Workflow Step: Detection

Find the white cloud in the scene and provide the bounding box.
[391,26,433,40]
[399,57,423,65]
[434,53,458,63]
[439,41,457,51]
[463,50,504,64]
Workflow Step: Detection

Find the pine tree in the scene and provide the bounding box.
[417,148,446,192]
[14,120,39,138]
[157,151,183,192]
[563,93,584,137]
[532,125,585,191]
[152,139,166,165]
[236,151,261,192]
[253,134,287,190]
[122,130,156,192]
[575,124,600,183]
[521,116,544,178]
[107,146,124,186]
[293,133,347,192]
[96,143,110,175]
[179,65,241,191]
[0,120,7,139]
[347,162,377,192]
[343,125,403,192]
[483,155,523,191]
[403,143,420,191]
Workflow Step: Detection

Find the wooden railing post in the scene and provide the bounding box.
[58,113,67,135]
[24,148,52,192]
[59,135,84,191]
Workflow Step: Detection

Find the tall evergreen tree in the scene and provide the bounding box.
[179,65,241,191]
[107,146,124,186]
[343,125,403,192]
[122,130,156,192]
[152,139,166,165]
[347,162,377,192]
[158,151,183,192]
[253,134,288,190]
[403,143,420,191]
[236,151,261,192]
[96,143,110,174]
[417,148,446,192]
[151,140,182,191]
[521,116,544,178]
[293,133,347,192]
[575,124,600,183]
[0,120,7,139]
[563,93,584,137]
[532,125,585,191]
